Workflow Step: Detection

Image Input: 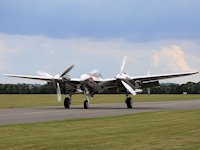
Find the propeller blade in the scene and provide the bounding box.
[147,88,151,95]
[148,71,151,76]
[54,74,60,79]
[56,82,62,102]
[120,56,127,73]
[36,71,53,78]
[121,80,136,95]
[60,65,74,77]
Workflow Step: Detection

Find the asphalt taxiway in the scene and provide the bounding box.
[0,100,200,125]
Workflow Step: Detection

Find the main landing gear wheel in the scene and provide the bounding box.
[64,97,71,108]
[84,100,89,109]
[125,97,133,109]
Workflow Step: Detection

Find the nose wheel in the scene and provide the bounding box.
[64,97,71,108]
[84,99,89,109]
[125,97,133,108]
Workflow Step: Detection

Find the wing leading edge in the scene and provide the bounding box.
[2,74,81,82]
[2,74,53,81]
[131,71,199,82]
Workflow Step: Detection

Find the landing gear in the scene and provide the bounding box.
[63,93,90,109]
[84,99,89,109]
[64,97,71,108]
[83,89,90,109]
[125,97,133,108]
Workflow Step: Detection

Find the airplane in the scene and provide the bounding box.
[2,56,198,109]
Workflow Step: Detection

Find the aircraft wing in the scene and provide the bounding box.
[99,71,198,93]
[100,71,198,84]
[2,74,54,81]
[131,71,199,82]
[2,74,81,83]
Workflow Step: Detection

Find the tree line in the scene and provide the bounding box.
[0,84,55,94]
[143,82,200,94]
[0,82,200,94]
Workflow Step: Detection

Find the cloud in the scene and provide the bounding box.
[0,40,6,55]
[153,45,194,72]
[0,33,199,83]
[0,0,200,41]
[0,34,26,71]
[0,39,8,70]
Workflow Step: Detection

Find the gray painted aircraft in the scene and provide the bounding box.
[2,56,198,109]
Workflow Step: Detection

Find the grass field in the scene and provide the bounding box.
[0,110,200,150]
[0,94,200,109]
[0,94,200,149]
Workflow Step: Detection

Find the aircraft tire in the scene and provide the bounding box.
[126,97,133,108]
[64,97,71,108]
[84,100,89,109]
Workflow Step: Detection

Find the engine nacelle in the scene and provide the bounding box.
[62,75,71,81]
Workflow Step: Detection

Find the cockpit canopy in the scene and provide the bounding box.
[89,69,103,78]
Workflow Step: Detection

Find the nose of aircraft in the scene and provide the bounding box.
[116,73,127,80]
[80,74,91,81]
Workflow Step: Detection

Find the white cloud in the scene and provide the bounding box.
[0,39,8,70]
[153,45,194,72]
[0,33,199,84]
[0,40,6,55]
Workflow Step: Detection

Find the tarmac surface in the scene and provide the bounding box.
[0,100,200,125]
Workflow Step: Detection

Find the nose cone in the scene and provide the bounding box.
[116,73,125,79]
[116,73,130,80]
[80,74,90,81]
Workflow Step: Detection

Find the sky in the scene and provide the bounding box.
[0,0,199,84]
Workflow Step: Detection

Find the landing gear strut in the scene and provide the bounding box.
[64,97,71,108]
[125,96,133,108]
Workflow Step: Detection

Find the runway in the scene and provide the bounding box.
[0,100,200,125]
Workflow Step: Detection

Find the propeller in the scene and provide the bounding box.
[56,82,62,102]
[121,81,136,95]
[120,56,127,73]
[116,56,139,95]
[37,65,74,102]
[36,71,53,78]
[60,65,74,77]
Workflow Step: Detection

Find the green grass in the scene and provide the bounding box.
[0,94,200,109]
[0,110,200,150]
